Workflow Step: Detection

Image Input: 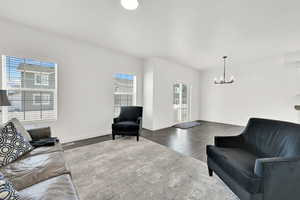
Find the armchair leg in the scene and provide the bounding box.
[137,135,139,142]
[208,168,213,176]
[112,134,115,140]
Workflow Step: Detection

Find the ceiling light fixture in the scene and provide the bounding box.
[121,0,139,10]
[214,56,235,84]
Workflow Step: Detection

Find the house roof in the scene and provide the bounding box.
[17,64,55,73]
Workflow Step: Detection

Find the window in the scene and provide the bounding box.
[173,84,180,105]
[1,55,57,123]
[34,73,49,86]
[33,93,51,105]
[113,73,136,117]
[173,83,189,122]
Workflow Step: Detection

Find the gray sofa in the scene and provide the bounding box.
[0,127,80,200]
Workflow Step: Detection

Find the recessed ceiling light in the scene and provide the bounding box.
[121,0,139,10]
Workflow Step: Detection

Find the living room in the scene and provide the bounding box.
[0,0,299,200]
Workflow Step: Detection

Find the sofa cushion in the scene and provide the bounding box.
[112,121,139,132]
[0,122,33,167]
[0,173,20,200]
[8,118,32,142]
[242,118,300,157]
[0,151,70,190]
[118,106,143,122]
[207,145,262,193]
[19,174,79,200]
[22,142,63,158]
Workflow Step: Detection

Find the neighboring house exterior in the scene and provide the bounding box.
[15,63,55,112]
[113,74,136,117]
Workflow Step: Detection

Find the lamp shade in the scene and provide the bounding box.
[0,90,11,106]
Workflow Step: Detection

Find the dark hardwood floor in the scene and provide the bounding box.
[141,121,243,162]
[63,120,244,162]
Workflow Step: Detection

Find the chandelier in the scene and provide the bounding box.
[214,56,235,84]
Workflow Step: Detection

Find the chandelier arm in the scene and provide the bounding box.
[224,57,226,81]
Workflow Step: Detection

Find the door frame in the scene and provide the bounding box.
[173,82,191,123]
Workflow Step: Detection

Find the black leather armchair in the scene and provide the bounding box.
[207,118,300,200]
[112,106,143,141]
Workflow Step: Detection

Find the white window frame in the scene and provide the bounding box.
[113,74,137,116]
[34,73,49,86]
[33,93,51,106]
[1,55,58,123]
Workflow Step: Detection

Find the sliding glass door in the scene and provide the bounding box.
[173,83,189,122]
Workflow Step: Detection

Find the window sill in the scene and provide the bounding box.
[21,119,57,125]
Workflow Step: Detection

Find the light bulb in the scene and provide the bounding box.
[121,0,139,10]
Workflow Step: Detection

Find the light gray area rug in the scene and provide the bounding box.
[174,121,201,129]
[65,137,239,200]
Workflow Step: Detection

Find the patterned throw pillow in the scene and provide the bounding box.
[0,174,20,200]
[0,122,33,167]
[8,118,32,142]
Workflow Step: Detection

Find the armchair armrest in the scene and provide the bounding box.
[254,157,300,199]
[214,135,243,148]
[27,127,52,140]
[137,117,142,124]
[137,117,143,130]
[254,156,300,177]
[113,117,120,123]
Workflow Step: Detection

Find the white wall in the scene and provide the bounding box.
[0,18,143,143]
[142,60,154,129]
[199,55,300,126]
[144,58,200,130]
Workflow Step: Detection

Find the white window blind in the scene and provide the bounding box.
[1,55,58,123]
[113,73,136,117]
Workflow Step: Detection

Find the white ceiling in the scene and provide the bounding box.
[0,0,300,69]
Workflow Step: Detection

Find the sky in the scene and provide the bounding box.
[114,73,134,80]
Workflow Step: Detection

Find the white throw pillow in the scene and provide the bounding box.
[0,173,20,200]
[0,122,33,167]
[8,118,32,142]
